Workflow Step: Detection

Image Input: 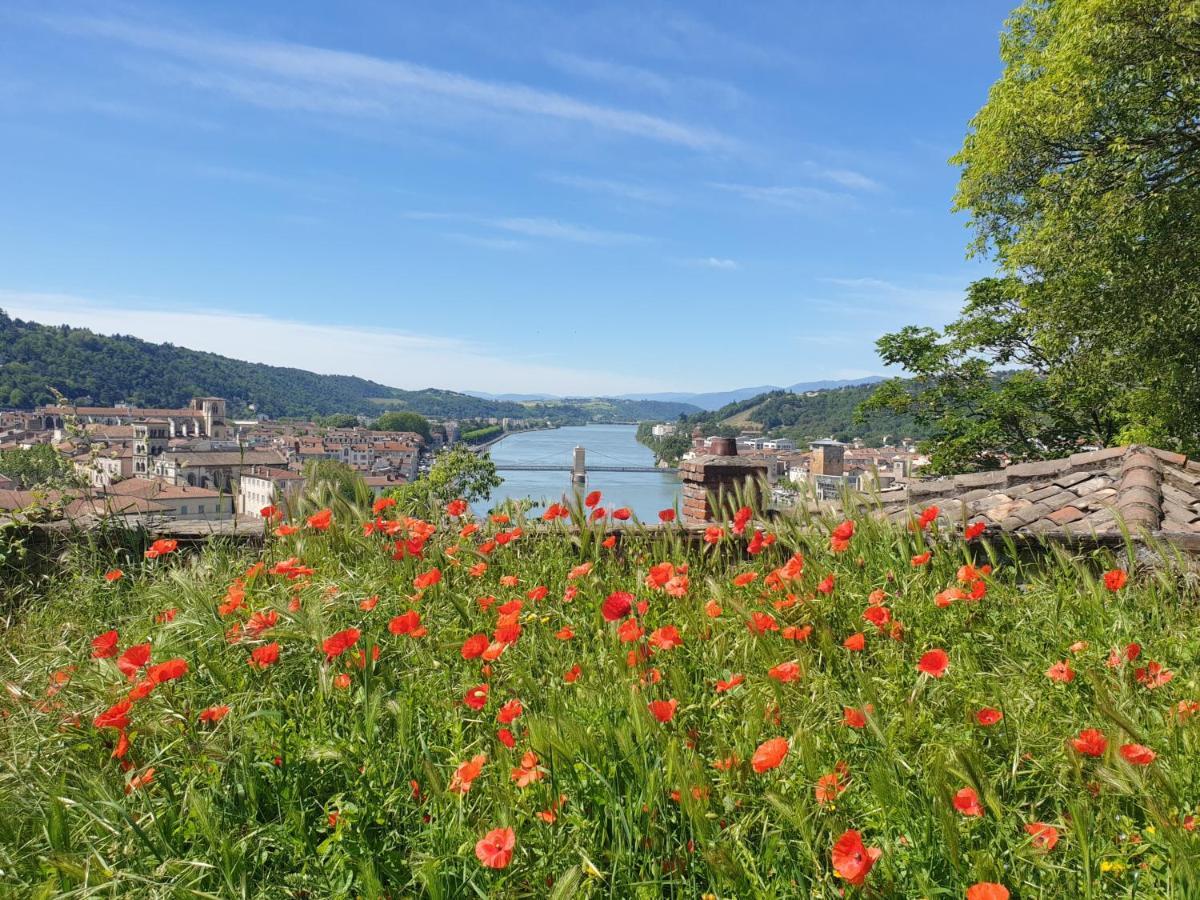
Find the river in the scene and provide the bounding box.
[476,424,681,520]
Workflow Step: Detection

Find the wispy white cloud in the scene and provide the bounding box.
[816,275,966,315]
[711,181,847,211]
[45,16,738,152]
[1,290,672,395]
[543,172,674,205]
[544,51,747,109]
[801,163,880,192]
[404,211,646,246]
[680,257,739,270]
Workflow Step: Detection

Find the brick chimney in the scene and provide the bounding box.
[679,439,769,523]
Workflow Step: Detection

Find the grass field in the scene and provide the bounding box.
[1,493,1197,897]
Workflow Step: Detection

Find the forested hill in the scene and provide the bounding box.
[685,383,931,446]
[0,311,699,421]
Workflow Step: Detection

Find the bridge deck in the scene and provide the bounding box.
[494,464,674,473]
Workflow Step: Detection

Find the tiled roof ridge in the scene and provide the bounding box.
[1116,446,1164,533]
[902,445,1188,501]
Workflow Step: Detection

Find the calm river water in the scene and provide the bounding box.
[477,424,681,520]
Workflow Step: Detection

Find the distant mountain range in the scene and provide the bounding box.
[469,377,885,411]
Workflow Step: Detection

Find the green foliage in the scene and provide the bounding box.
[302,459,368,506]
[635,423,692,465]
[370,411,432,440]
[922,0,1200,461]
[0,444,78,489]
[1,502,1197,895]
[674,386,928,448]
[314,414,361,429]
[460,424,503,444]
[390,445,501,514]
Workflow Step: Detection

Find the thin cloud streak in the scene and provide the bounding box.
[46,16,739,152]
[404,211,647,246]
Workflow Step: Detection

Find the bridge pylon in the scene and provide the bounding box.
[572,446,586,484]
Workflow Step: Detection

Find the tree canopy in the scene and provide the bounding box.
[865,0,1200,470]
[371,411,432,440]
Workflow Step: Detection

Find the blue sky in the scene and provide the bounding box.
[0,1,1014,395]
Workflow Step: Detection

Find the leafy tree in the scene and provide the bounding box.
[390,445,500,515]
[314,414,360,428]
[865,0,1200,468]
[0,445,78,489]
[371,411,432,440]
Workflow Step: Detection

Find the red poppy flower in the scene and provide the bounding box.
[1103,568,1128,591]
[966,885,1009,900]
[93,699,132,731]
[1135,661,1174,689]
[1024,822,1059,850]
[1120,743,1156,765]
[953,786,984,817]
[104,569,124,582]
[248,642,280,669]
[144,538,178,559]
[732,506,752,535]
[703,525,724,544]
[445,498,468,517]
[715,673,744,693]
[475,826,515,869]
[199,704,230,723]
[464,684,489,711]
[843,705,873,728]
[322,628,360,661]
[584,490,601,508]
[306,508,333,531]
[648,625,683,651]
[916,505,939,530]
[601,591,633,621]
[601,534,617,548]
[817,574,835,594]
[831,829,880,886]
[259,505,279,520]
[975,707,1003,726]
[147,658,188,684]
[965,521,986,540]
[117,643,152,680]
[91,629,120,659]
[413,567,442,590]
[917,648,949,678]
[497,699,523,724]
[648,698,678,723]
[658,509,676,523]
[751,736,789,773]
[1071,728,1108,757]
[768,660,801,683]
[563,664,581,682]
[910,552,932,566]
[1045,660,1075,683]
[747,611,779,635]
[843,632,865,652]
[388,611,424,636]
[449,753,487,794]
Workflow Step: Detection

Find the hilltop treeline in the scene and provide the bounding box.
[0,311,697,423]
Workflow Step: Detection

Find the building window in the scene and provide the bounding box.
[180,505,188,515]
[199,504,206,514]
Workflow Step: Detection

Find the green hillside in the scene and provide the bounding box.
[0,311,699,422]
[692,385,930,445]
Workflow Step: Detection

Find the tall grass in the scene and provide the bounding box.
[0,492,1197,897]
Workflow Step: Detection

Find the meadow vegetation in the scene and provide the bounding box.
[1,488,1198,898]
